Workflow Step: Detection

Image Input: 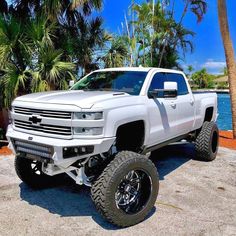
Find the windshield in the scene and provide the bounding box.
[71,71,148,95]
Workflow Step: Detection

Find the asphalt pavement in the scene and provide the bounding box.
[0,144,236,236]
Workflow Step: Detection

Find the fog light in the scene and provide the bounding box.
[63,146,94,159]
[74,127,103,136]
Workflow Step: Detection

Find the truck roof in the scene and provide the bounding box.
[94,67,183,74]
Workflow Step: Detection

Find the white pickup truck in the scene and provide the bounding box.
[7,67,219,227]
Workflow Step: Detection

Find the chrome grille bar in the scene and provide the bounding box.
[14,106,72,119]
[14,120,72,136]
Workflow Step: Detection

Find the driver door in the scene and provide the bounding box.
[146,72,180,146]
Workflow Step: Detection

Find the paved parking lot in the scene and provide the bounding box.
[0,144,236,236]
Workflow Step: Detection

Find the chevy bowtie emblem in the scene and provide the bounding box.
[29,115,42,124]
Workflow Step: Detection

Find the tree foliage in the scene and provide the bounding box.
[0,0,107,107]
[0,0,208,107]
[114,0,206,69]
[191,68,215,89]
[102,38,128,68]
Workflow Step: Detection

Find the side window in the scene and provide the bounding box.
[166,73,189,95]
[148,72,166,92]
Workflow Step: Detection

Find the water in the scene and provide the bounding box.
[217,93,232,130]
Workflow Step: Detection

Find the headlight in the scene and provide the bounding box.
[74,112,103,120]
[74,127,103,135]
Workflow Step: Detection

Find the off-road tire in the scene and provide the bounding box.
[15,154,54,189]
[195,121,219,161]
[91,151,159,227]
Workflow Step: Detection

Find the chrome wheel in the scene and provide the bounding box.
[91,151,159,227]
[115,169,152,214]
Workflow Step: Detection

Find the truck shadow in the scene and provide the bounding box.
[151,143,196,180]
[19,143,195,230]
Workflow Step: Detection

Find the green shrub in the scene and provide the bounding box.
[216,82,228,89]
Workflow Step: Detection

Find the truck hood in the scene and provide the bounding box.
[13,90,131,109]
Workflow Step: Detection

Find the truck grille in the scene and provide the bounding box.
[14,119,72,136]
[14,106,72,119]
[14,140,53,159]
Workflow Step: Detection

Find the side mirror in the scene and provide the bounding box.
[69,80,75,88]
[163,81,177,98]
[149,81,178,99]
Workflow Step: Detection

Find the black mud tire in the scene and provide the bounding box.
[15,154,54,189]
[195,121,219,161]
[91,151,159,227]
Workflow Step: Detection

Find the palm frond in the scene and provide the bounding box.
[190,0,207,23]
[1,63,29,107]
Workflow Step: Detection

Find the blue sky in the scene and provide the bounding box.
[100,0,236,74]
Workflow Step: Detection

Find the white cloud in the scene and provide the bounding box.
[202,59,226,69]
[181,59,226,75]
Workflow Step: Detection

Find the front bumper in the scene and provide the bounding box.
[7,125,115,168]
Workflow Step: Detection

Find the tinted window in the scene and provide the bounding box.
[166,73,188,95]
[148,72,188,96]
[149,72,165,91]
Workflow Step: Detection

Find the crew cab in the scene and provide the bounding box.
[7,67,219,227]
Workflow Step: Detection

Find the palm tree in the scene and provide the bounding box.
[102,38,128,68]
[73,15,109,74]
[31,46,75,91]
[179,0,207,24]
[0,0,8,14]
[132,3,152,66]
[157,45,181,69]
[187,65,194,77]
[9,0,102,23]
[0,0,107,105]
[125,1,195,68]
[191,68,215,89]
[191,68,205,88]
[0,15,27,71]
[171,0,207,51]
[0,15,76,106]
[187,65,194,73]
[218,0,236,138]
[157,20,194,67]
[0,15,30,107]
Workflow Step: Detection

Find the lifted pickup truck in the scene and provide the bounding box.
[7,67,219,227]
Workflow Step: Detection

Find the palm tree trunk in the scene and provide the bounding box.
[124,13,133,67]
[172,2,189,51]
[179,2,189,25]
[158,39,167,68]
[150,0,155,66]
[143,32,146,66]
[218,0,236,138]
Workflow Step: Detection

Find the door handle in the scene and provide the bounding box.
[190,99,194,105]
[170,101,176,108]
